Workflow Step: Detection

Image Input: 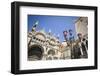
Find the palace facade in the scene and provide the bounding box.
[75,17,88,39]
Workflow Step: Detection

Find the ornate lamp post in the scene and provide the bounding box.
[63,30,68,42]
[63,30,68,59]
[69,29,75,59]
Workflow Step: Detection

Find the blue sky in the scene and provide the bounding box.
[28,15,79,42]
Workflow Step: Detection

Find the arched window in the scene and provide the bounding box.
[48,50,55,56]
[35,32,46,41]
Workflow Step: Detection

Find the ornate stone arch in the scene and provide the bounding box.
[35,32,46,41]
[28,44,44,60]
[48,49,55,56]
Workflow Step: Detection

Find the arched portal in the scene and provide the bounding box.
[28,45,44,61]
[48,50,55,56]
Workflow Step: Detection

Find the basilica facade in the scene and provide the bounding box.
[28,27,71,61]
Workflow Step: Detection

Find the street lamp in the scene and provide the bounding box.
[69,29,75,59]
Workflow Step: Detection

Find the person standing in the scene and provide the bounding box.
[77,33,88,58]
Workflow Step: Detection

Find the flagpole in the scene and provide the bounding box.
[28,21,39,47]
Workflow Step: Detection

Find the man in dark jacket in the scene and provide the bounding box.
[77,33,88,58]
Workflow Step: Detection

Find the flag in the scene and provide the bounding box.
[33,21,39,28]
